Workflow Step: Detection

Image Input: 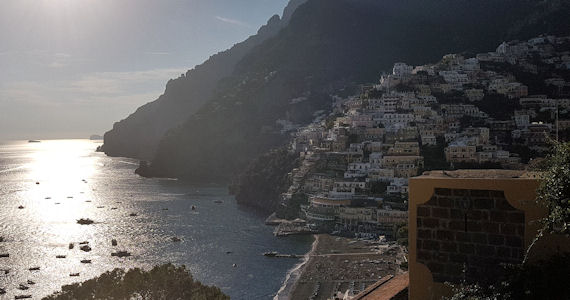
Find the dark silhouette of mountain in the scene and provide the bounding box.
[99,0,308,159]
[108,0,570,181]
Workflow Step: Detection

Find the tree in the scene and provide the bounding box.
[44,264,229,300]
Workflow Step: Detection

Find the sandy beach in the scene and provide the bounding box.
[274,235,320,299]
[287,234,406,300]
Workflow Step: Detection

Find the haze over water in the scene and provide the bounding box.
[0,139,311,299]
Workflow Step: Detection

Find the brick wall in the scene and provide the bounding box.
[416,188,525,283]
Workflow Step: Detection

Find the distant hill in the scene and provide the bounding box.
[106,0,570,181]
[99,0,308,159]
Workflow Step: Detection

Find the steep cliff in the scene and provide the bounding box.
[144,0,570,181]
[99,0,308,159]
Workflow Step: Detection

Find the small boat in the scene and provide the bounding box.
[129,213,138,217]
[18,205,24,209]
[226,251,233,254]
[80,245,92,252]
[111,239,118,246]
[67,196,73,199]
[111,207,118,210]
[80,259,92,264]
[111,251,131,258]
[56,255,66,259]
[214,200,223,204]
[35,182,40,185]
[85,200,92,203]
[0,254,8,258]
[28,267,40,271]
[70,273,80,277]
[55,202,61,205]
[97,206,105,209]
[28,140,40,143]
[232,264,237,268]
[0,236,4,242]
[15,295,32,299]
[77,218,94,225]
[162,208,169,211]
[45,197,51,199]
[0,287,5,294]
[17,284,29,291]
[26,280,35,285]
[191,205,196,211]
[69,243,74,249]
[79,241,89,245]
[263,251,278,257]
[171,237,181,242]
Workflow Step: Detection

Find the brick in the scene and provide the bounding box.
[450,209,464,219]
[477,245,496,257]
[471,233,487,244]
[449,220,465,231]
[456,198,472,210]
[417,250,432,261]
[490,211,507,222]
[507,212,525,224]
[495,198,516,211]
[435,188,452,196]
[417,218,422,227]
[435,252,449,262]
[459,243,475,254]
[455,232,471,242]
[417,206,431,217]
[511,248,523,261]
[441,242,457,252]
[427,262,444,273]
[433,207,450,218]
[497,247,511,258]
[488,234,505,246]
[473,198,494,209]
[423,218,440,228]
[418,229,432,239]
[470,190,490,197]
[505,236,523,248]
[500,224,516,235]
[452,189,468,196]
[423,240,440,251]
[450,253,467,263]
[466,221,482,232]
[437,230,454,241]
[489,190,505,197]
[445,263,464,276]
[516,225,525,235]
[481,222,501,234]
[438,197,453,207]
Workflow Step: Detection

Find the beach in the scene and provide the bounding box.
[287,234,407,299]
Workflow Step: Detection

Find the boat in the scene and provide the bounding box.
[80,245,92,252]
[129,213,138,217]
[17,284,29,291]
[263,251,278,257]
[111,239,118,246]
[111,251,131,258]
[69,243,74,249]
[0,254,8,258]
[77,218,94,225]
[232,264,237,268]
[28,140,40,143]
[214,200,223,204]
[17,205,24,209]
[28,267,40,271]
[15,295,32,299]
[56,255,66,259]
[0,288,5,294]
[80,259,92,264]
[70,273,80,277]
[171,237,181,242]
[79,241,89,245]
[191,205,196,211]
[0,236,4,242]
[26,280,35,285]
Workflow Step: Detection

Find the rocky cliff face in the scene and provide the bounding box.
[143,0,570,182]
[99,0,308,160]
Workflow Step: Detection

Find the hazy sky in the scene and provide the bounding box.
[0,0,289,140]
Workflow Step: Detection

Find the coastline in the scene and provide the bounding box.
[274,234,320,300]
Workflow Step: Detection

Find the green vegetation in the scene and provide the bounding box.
[44,264,228,300]
[231,148,299,212]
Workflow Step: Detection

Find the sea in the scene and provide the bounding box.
[0,139,312,299]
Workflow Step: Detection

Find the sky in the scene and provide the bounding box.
[0,0,289,140]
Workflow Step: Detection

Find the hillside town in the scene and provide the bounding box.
[276,34,570,240]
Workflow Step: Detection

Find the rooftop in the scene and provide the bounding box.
[417,169,540,179]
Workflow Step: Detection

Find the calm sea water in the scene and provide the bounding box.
[0,139,312,299]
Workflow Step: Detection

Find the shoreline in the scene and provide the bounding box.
[274,234,320,300]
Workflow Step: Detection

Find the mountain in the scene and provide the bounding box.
[110,0,570,181]
[99,0,308,159]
